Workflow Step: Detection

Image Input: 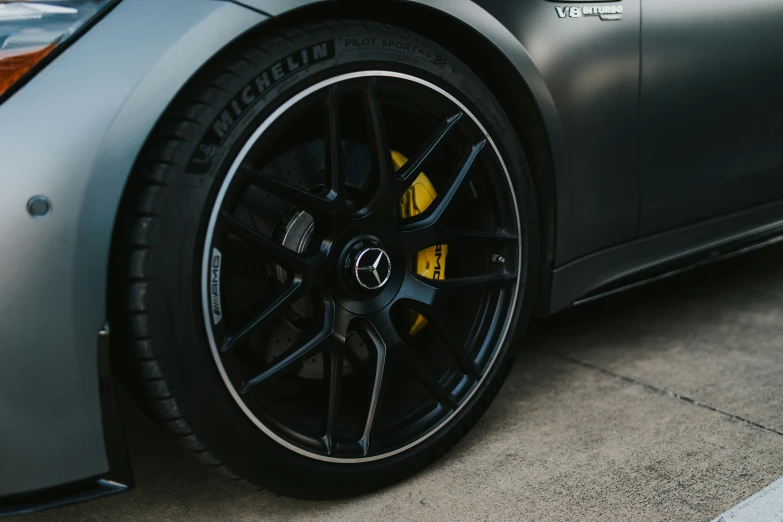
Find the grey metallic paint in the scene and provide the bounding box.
[0,0,265,497]
[238,0,642,265]
[3,0,783,509]
[552,200,783,312]
[471,0,641,264]
[638,0,783,236]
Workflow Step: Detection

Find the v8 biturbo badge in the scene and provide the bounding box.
[555,4,624,21]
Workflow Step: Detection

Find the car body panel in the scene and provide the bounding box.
[638,0,783,236]
[236,0,642,265]
[550,198,783,312]
[470,0,641,264]
[0,0,265,497]
[2,0,783,511]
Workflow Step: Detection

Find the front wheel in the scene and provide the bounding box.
[114,20,539,498]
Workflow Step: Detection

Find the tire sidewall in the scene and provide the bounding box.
[144,21,539,497]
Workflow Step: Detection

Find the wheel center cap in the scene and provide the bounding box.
[347,242,392,291]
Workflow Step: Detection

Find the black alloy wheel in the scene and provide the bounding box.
[115,21,538,498]
[204,71,522,461]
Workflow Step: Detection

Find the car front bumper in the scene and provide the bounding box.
[0,0,265,512]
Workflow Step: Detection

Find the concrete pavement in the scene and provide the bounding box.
[22,244,783,521]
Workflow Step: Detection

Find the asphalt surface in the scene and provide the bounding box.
[22,244,783,521]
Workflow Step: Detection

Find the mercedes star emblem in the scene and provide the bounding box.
[353,247,392,290]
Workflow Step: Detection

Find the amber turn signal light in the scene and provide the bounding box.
[0,45,56,98]
[0,1,117,101]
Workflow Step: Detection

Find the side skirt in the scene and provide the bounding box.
[546,199,783,314]
[0,326,133,517]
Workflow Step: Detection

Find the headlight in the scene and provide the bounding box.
[0,0,118,99]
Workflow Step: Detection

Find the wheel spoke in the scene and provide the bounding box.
[240,301,335,394]
[402,270,516,379]
[238,166,342,217]
[403,297,480,379]
[355,78,398,221]
[410,140,486,225]
[397,113,463,184]
[399,222,442,253]
[324,85,344,201]
[421,271,516,295]
[221,280,306,354]
[322,346,344,456]
[445,228,517,245]
[398,344,458,409]
[360,345,386,456]
[431,140,487,220]
[362,78,394,183]
[399,140,486,252]
[219,210,315,272]
[401,269,516,310]
[355,313,402,456]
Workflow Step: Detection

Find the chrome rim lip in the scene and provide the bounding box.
[200,70,523,463]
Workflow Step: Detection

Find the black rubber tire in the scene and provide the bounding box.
[113,20,539,499]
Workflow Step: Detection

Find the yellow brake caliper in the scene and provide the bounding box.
[393,150,448,336]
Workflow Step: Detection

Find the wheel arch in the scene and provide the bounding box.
[110,19,542,493]
[236,0,561,272]
[0,0,266,501]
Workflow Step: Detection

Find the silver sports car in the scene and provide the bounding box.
[2,0,782,514]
